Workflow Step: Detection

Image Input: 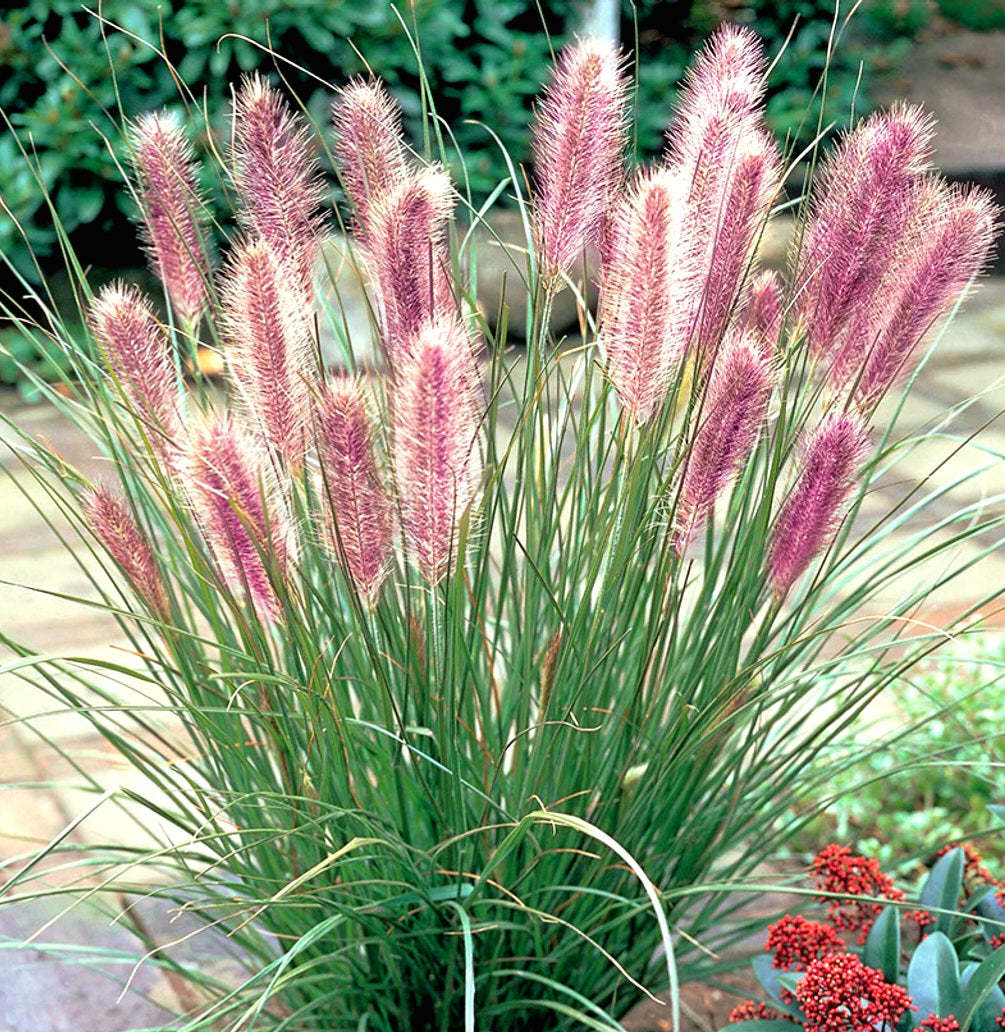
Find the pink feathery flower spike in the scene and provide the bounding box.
[792,104,936,364]
[332,78,411,239]
[84,485,170,619]
[365,168,455,367]
[316,378,395,604]
[662,27,780,362]
[220,238,314,467]
[692,128,781,354]
[600,168,690,422]
[741,269,784,347]
[767,412,870,598]
[186,417,292,619]
[854,183,998,408]
[90,282,183,456]
[531,38,629,287]
[394,319,482,583]
[231,75,326,299]
[672,330,773,554]
[130,111,212,326]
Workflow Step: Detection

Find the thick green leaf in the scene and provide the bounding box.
[908,932,962,1023]
[989,804,1005,828]
[959,955,1005,1031]
[864,905,902,984]
[921,848,965,935]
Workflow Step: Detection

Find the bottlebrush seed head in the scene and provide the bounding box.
[672,331,772,553]
[393,319,482,583]
[692,128,781,356]
[767,412,870,598]
[792,104,936,361]
[531,37,629,287]
[665,24,767,180]
[600,168,690,422]
[129,111,211,326]
[83,485,170,618]
[89,282,183,450]
[854,183,998,408]
[231,75,326,298]
[219,238,314,467]
[316,378,395,604]
[365,168,456,367]
[185,417,292,619]
[332,78,411,239]
[740,269,784,347]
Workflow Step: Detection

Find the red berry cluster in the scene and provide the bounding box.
[795,952,913,1032]
[936,842,996,889]
[766,914,846,970]
[811,844,905,942]
[918,1016,960,1032]
[727,1000,795,1023]
[991,932,1005,951]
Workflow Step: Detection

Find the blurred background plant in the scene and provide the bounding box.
[782,630,1005,870]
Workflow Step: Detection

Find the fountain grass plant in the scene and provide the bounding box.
[0,14,1003,1032]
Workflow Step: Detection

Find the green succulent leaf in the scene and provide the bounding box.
[959,956,1005,1031]
[864,904,902,984]
[921,848,966,935]
[908,931,963,1023]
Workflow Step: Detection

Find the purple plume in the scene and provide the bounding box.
[792,104,935,366]
[672,331,773,554]
[662,26,781,362]
[854,184,998,407]
[365,168,456,367]
[740,269,784,347]
[130,111,211,326]
[531,38,629,287]
[599,168,691,421]
[185,417,292,619]
[767,413,870,598]
[316,378,395,604]
[393,319,482,582]
[89,283,183,459]
[231,75,326,299]
[84,485,170,618]
[219,238,314,467]
[332,78,411,239]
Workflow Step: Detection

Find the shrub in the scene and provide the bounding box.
[722,834,1005,1030]
[1,20,1003,1032]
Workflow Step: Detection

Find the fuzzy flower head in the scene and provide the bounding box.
[853,183,998,408]
[792,104,936,363]
[531,37,629,287]
[185,417,293,620]
[599,168,690,422]
[83,486,170,619]
[767,414,870,599]
[332,78,411,238]
[663,26,781,360]
[316,378,395,604]
[219,237,314,467]
[393,319,482,583]
[230,75,326,297]
[89,282,183,452]
[741,268,784,346]
[672,330,772,554]
[795,952,913,1032]
[129,111,211,326]
[365,168,456,367]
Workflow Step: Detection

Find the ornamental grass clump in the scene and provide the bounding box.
[0,20,1003,1032]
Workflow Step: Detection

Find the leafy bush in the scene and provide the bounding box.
[936,0,1005,31]
[722,833,1005,1029]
